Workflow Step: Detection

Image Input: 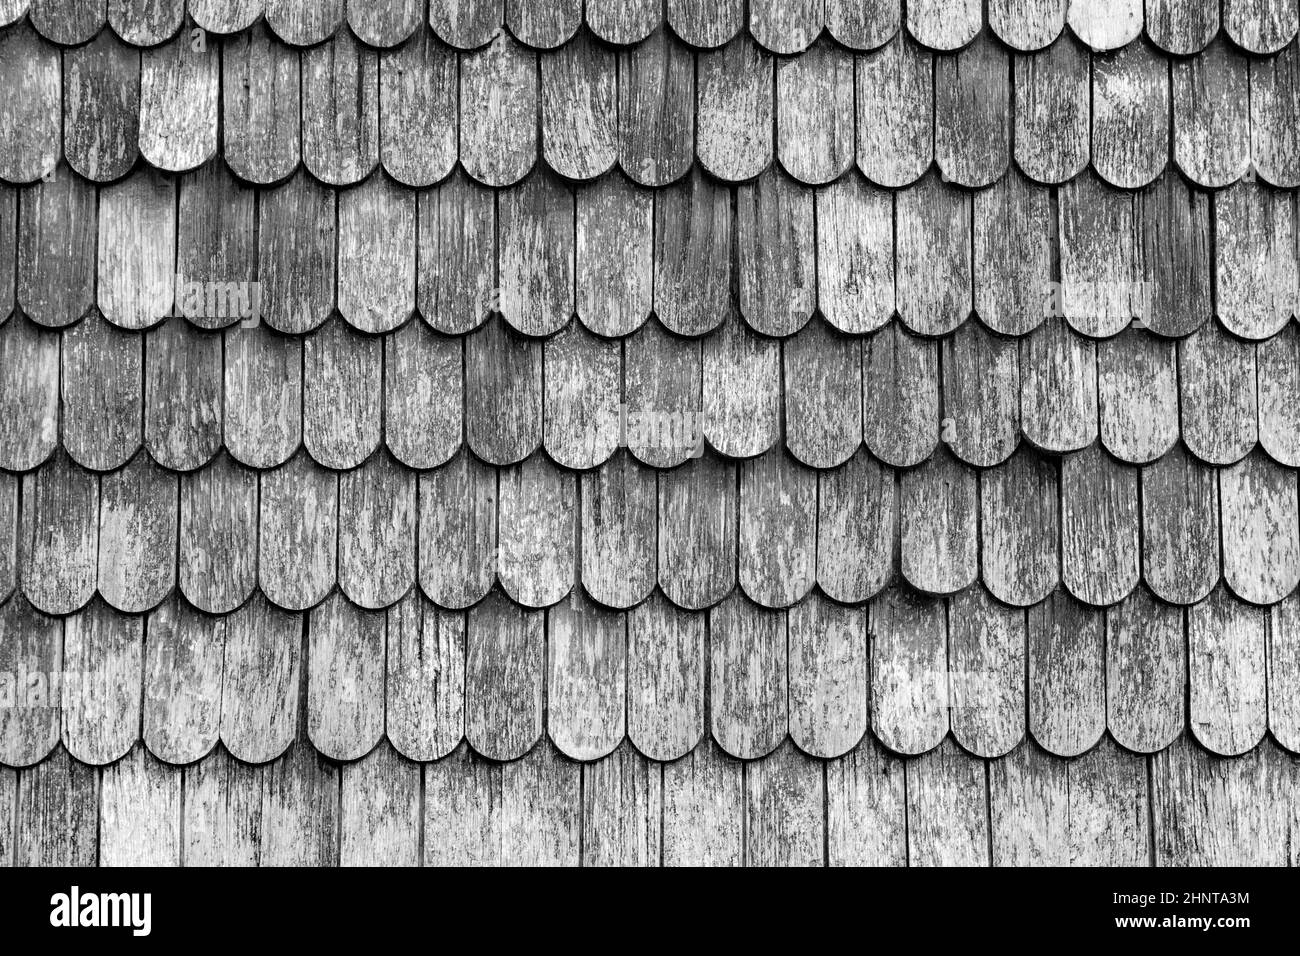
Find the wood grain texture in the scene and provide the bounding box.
[906,0,980,50]
[29,0,105,43]
[176,155,257,331]
[0,316,58,471]
[303,317,382,471]
[817,450,895,604]
[20,453,98,616]
[1014,37,1088,184]
[0,184,12,320]
[1136,171,1213,337]
[417,449,497,610]
[658,455,736,610]
[981,447,1059,607]
[788,593,868,759]
[460,33,537,186]
[710,593,787,760]
[1224,0,1298,53]
[973,168,1051,336]
[302,27,379,185]
[0,595,62,767]
[617,27,693,186]
[63,30,139,182]
[97,170,175,331]
[1061,445,1140,607]
[862,322,939,467]
[1028,590,1105,756]
[1141,445,1220,605]
[948,587,1025,759]
[337,173,415,333]
[181,747,264,865]
[384,317,463,469]
[144,321,222,470]
[258,171,335,334]
[942,319,1021,467]
[223,323,302,469]
[702,316,780,458]
[785,317,862,468]
[627,592,704,761]
[825,732,906,865]
[587,0,659,44]
[750,0,821,54]
[13,747,98,866]
[1268,593,1300,751]
[507,0,579,47]
[222,22,300,185]
[139,29,218,171]
[900,446,978,596]
[541,32,616,181]
[871,587,947,755]
[895,175,972,336]
[0,23,60,184]
[1146,0,1219,54]
[1178,322,1258,465]
[338,450,416,609]
[581,741,661,867]
[265,0,344,46]
[1215,180,1297,340]
[308,593,386,761]
[777,37,854,185]
[662,736,743,866]
[429,0,502,49]
[654,169,730,336]
[935,34,1010,188]
[17,171,96,328]
[1058,171,1138,338]
[258,453,339,612]
[1250,43,1300,188]
[1107,585,1185,753]
[737,168,816,336]
[497,455,576,608]
[746,738,825,866]
[61,599,142,765]
[379,27,456,187]
[341,742,420,866]
[255,745,341,866]
[575,173,652,337]
[990,0,1066,50]
[386,591,466,761]
[1019,316,1097,454]
[856,34,932,187]
[417,169,495,334]
[990,737,1148,865]
[624,320,703,467]
[905,737,988,866]
[1173,38,1250,188]
[815,175,893,334]
[348,0,420,46]
[0,473,14,602]
[99,746,181,866]
[1091,41,1169,189]
[542,321,620,469]
[666,0,743,48]
[142,598,223,764]
[1097,327,1179,464]
[739,449,817,608]
[1220,451,1300,605]
[547,594,626,760]
[218,594,302,763]
[581,449,656,609]
[1068,0,1142,49]
[498,172,574,337]
[465,592,544,761]
[97,454,176,614]
[1261,327,1300,466]
[697,35,773,182]
[825,0,899,49]
[1153,734,1300,865]
[190,0,262,34]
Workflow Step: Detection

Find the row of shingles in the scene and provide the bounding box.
[3,548,1297,768]
[7,18,1300,194]
[7,0,1297,58]
[4,733,1299,866]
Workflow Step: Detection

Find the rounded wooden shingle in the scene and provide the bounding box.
[1268,593,1300,752]
[1173,37,1250,189]
[948,586,1025,759]
[1097,327,1179,465]
[349,0,421,47]
[870,587,948,756]
[1145,0,1219,54]
[856,33,932,188]
[736,168,816,336]
[973,168,1052,337]
[542,320,620,470]
[900,446,978,597]
[257,170,335,334]
[417,169,495,335]
[617,27,693,187]
[17,170,97,328]
[63,29,140,183]
[222,21,301,185]
[1068,0,1142,50]
[142,598,223,765]
[817,450,895,604]
[709,593,788,760]
[989,0,1066,50]
[1014,37,1089,185]
[0,594,62,767]
[906,0,980,50]
[1220,451,1300,606]
[627,591,705,761]
[657,455,736,611]
[190,0,263,34]
[303,317,382,470]
[379,27,457,188]
[1178,321,1257,466]
[176,162,257,331]
[540,32,616,181]
[497,172,574,337]
[623,320,703,468]
[338,450,416,610]
[895,175,972,336]
[337,172,416,334]
[580,449,656,610]
[1250,43,1300,188]
[653,169,730,337]
[301,27,379,186]
[265,0,343,46]
[460,33,537,186]
[386,591,466,762]
[0,23,61,184]
[0,472,14,602]
[1058,171,1138,339]
[97,170,175,331]
[144,321,223,471]
[788,593,868,759]
[776,37,854,185]
[745,738,825,866]
[815,174,893,335]
[696,34,773,183]
[1141,445,1220,606]
[1027,589,1105,757]
[61,312,143,471]
[257,452,339,613]
[547,594,626,761]
[666,0,742,48]
[506,0,579,48]
[825,0,899,49]
[29,0,105,43]
[784,316,862,469]
[1189,587,1267,756]
[97,454,177,615]
[417,449,497,610]
[702,316,781,459]
[981,447,1059,607]
[383,318,463,470]
[739,449,817,609]
[586,0,659,44]
[1224,0,1298,53]
[223,323,302,470]
[61,599,143,766]
[862,322,939,468]
[1061,444,1140,607]
[179,453,258,615]
[1106,584,1184,753]
[750,0,822,54]
[0,315,59,472]
[1019,315,1098,455]
[465,591,544,761]
[1258,325,1300,467]
[139,29,219,172]
[1091,40,1169,190]
[1137,171,1213,338]
[575,173,652,338]
[497,454,575,609]
[1215,180,1297,341]
[934,34,1010,188]
[942,319,1021,468]
[308,594,386,761]
[219,593,303,764]
[464,317,543,465]
[429,0,502,49]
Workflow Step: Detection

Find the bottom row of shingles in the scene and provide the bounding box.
[2,733,1296,867]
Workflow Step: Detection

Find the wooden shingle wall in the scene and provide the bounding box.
[2,0,1300,866]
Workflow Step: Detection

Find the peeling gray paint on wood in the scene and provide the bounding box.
[825,0,899,50]
[541,33,616,181]
[575,174,652,338]
[1061,445,1139,607]
[257,171,336,334]
[826,732,906,866]
[1173,37,1250,188]
[303,317,383,470]
[624,320,703,468]
[1098,327,1179,464]
[379,28,455,188]
[508,0,579,48]
[703,316,781,459]
[934,35,1010,188]
[856,33,932,187]
[97,454,178,614]
[907,0,980,50]
[430,0,501,50]
[0,595,62,767]
[0,24,60,184]
[145,321,223,469]
[1215,180,1297,340]
[942,320,1021,468]
[900,447,978,596]
[1220,451,1300,604]
[15,747,98,866]
[1091,42,1169,189]
[871,588,948,755]
[737,168,816,336]
[139,28,219,171]
[417,450,497,610]
[1269,593,1300,751]
[258,453,339,611]
[20,453,99,615]
[543,321,621,469]
[223,324,302,469]
[746,738,825,867]
[777,38,854,185]
[460,33,537,186]
[348,0,420,48]
[653,170,730,336]
[1136,172,1213,338]
[337,173,415,334]
[973,168,1052,336]
[0,316,59,470]
[464,592,544,761]
[496,455,575,608]
[895,176,972,335]
[1250,43,1300,187]
[1146,0,1219,54]
[189,0,261,36]
[338,450,416,610]
[1141,446,1220,605]
[788,593,868,759]
[581,450,656,609]
[588,0,659,45]
[265,0,343,47]
[1028,590,1105,757]
[816,450,895,604]
[785,317,861,468]
[815,175,893,334]
[862,322,938,468]
[981,447,1059,607]
[498,172,574,337]
[465,318,543,465]
[657,456,737,610]
[617,28,693,186]
[17,170,96,327]
[1059,172,1138,338]
[1258,325,1300,466]
[63,30,140,182]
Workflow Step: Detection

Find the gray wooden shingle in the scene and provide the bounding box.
[627,591,705,761]
[379,27,457,187]
[777,37,854,185]
[788,593,868,759]
[143,599,222,765]
[580,450,657,610]
[1189,587,1268,756]
[257,453,338,612]
[0,315,58,471]
[1027,589,1105,756]
[948,586,1025,759]
[547,594,626,760]
[617,28,693,187]
[179,454,258,614]
[63,30,139,182]
[709,593,787,760]
[97,454,177,615]
[386,593,466,762]
[697,35,773,183]
[739,449,817,608]
[417,449,497,609]
[1106,585,1185,753]
[658,455,737,610]
[145,321,222,470]
[496,454,576,609]
[0,23,60,184]
[338,450,416,610]
[464,592,544,761]
[817,450,896,604]
[21,452,98,616]
[222,22,301,185]
[308,593,386,760]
